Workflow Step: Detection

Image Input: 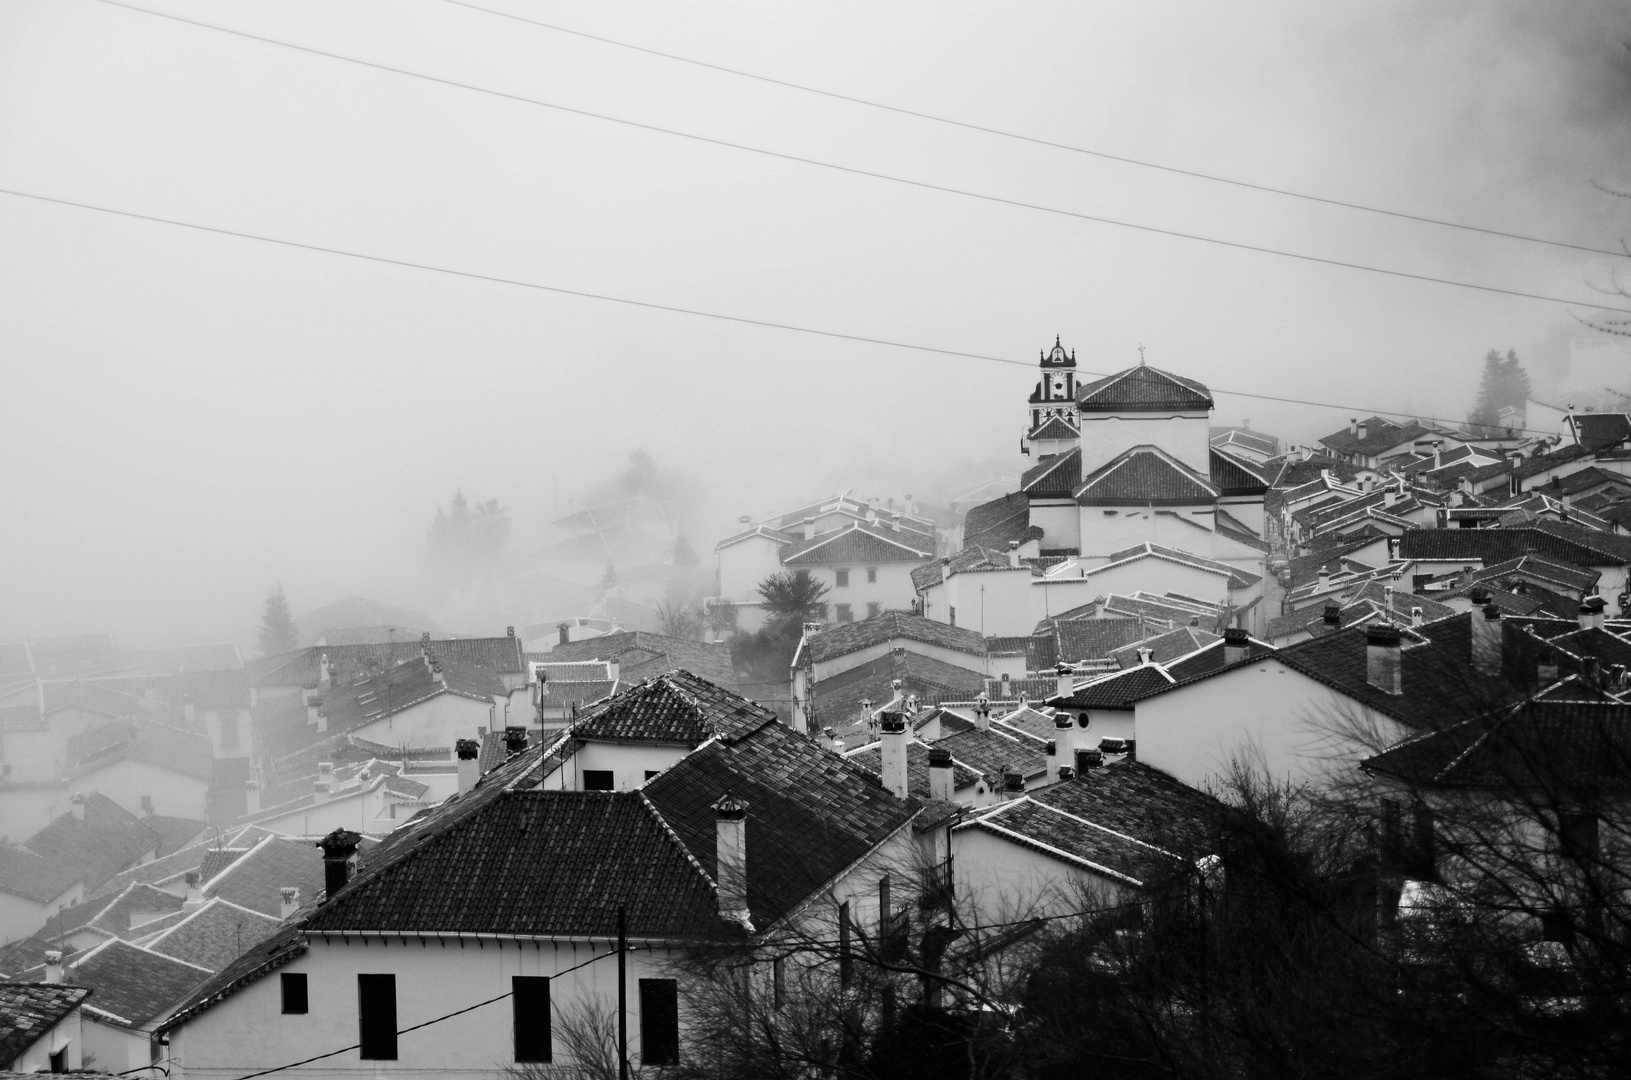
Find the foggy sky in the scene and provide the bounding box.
[2,0,1628,646]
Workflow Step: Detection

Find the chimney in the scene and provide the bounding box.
[69,792,85,821]
[1323,601,1342,628]
[880,712,909,800]
[713,793,750,926]
[1410,606,1423,628]
[1579,604,1594,631]
[973,693,990,732]
[1349,417,1358,438]
[318,829,362,898]
[1045,739,1059,785]
[1561,492,1572,521]
[279,887,300,920]
[1317,565,1330,593]
[1136,648,1154,665]
[1223,627,1250,665]
[802,517,816,541]
[558,622,570,646]
[319,653,333,689]
[44,951,63,985]
[507,625,515,639]
[1075,747,1103,771]
[1365,625,1403,695]
[1001,769,1026,801]
[1433,440,1443,470]
[928,747,954,801]
[1054,662,1074,699]
[504,726,529,757]
[245,779,261,816]
[1056,766,1075,782]
[456,738,480,793]
[1358,420,1369,442]
[1473,604,1504,676]
[939,554,952,584]
[1053,711,1076,773]
[1587,595,1607,630]
[314,762,333,802]
[1008,539,1021,568]
[183,870,204,908]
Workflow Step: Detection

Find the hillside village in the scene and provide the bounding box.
[5,338,1631,1075]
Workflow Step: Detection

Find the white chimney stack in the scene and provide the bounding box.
[927,748,954,801]
[713,793,751,927]
[183,870,204,909]
[69,792,85,821]
[44,950,63,984]
[1365,625,1403,695]
[880,712,909,800]
[1054,663,1073,699]
[280,887,300,920]
[1223,627,1249,666]
[456,738,480,794]
[802,517,816,541]
[1349,417,1358,438]
[319,653,333,689]
[1007,540,1021,568]
[314,762,333,803]
[973,693,990,732]
[245,779,261,816]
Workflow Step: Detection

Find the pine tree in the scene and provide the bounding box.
[258,585,300,656]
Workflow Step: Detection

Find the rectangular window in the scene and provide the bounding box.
[357,974,397,1060]
[512,976,551,1063]
[866,602,881,619]
[582,770,614,791]
[835,604,853,623]
[281,972,308,1015]
[866,567,877,584]
[638,979,680,1066]
[835,569,850,588]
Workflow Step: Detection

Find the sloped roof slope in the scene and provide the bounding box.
[1075,365,1212,412]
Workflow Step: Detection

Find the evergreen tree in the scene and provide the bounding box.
[426,490,511,595]
[257,585,299,656]
[756,570,830,620]
[1468,348,1531,433]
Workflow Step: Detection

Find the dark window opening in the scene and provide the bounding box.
[866,602,881,619]
[281,972,308,1014]
[835,604,853,623]
[639,978,680,1066]
[644,770,660,782]
[513,976,551,1063]
[49,1048,66,1073]
[357,974,397,1060]
[866,567,877,584]
[835,569,850,588]
[583,770,614,791]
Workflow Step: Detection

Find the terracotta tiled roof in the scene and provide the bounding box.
[1211,427,1279,456]
[780,522,934,566]
[0,795,159,904]
[253,635,527,689]
[1021,448,1082,497]
[573,670,777,746]
[66,717,213,784]
[1363,700,1631,792]
[14,938,209,1028]
[808,652,988,731]
[205,837,329,918]
[963,491,1038,552]
[1319,417,1444,457]
[1091,542,1261,588]
[807,610,987,664]
[1027,416,1080,441]
[713,524,796,552]
[1108,626,1220,668]
[1075,365,1212,412]
[1396,524,1631,567]
[0,983,90,1067]
[1569,413,1631,451]
[546,631,738,690]
[1209,448,1271,495]
[1075,446,1219,505]
[1163,636,1276,680]
[131,899,281,971]
[1048,665,1174,710]
[935,727,1048,779]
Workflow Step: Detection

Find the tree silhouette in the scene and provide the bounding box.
[757,571,830,621]
[426,490,511,594]
[257,585,299,656]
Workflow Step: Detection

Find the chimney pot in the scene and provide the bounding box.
[1365,624,1403,695]
[245,779,261,816]
[507,625,515,637]
[1075,748,1104,771]
[802,517,816,541]
[69,792,86,821]
[1054,662,1073,698]
[183,870,204,907]
[317,828,363,898]
[279,887,300,920]
[713,793,751,926]
[456,738,481,793]
[1002,769,1026,799]
[44,951,63,985]
[1323,601,1342,627]
[1223,627,1249,664]
[1056,766,1075,781]
[504,726,529,757]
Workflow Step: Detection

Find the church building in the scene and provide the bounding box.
[930,339,1271,637]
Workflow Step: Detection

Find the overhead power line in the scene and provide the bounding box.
[441,0,1625,260]
[0,183,1579,437]
[88,0,1620,311]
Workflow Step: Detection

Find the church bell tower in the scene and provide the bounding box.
[1023,336,1081,456]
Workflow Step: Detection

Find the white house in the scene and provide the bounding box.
[0,980,91,1072]
[159,675,948,1077]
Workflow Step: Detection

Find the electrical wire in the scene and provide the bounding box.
[0,183,1588,439]
[83,1,1623,313]
[439,0,1627,261]
[219,940,627,1080]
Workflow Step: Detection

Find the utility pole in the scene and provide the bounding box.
[618,904,628,1080]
